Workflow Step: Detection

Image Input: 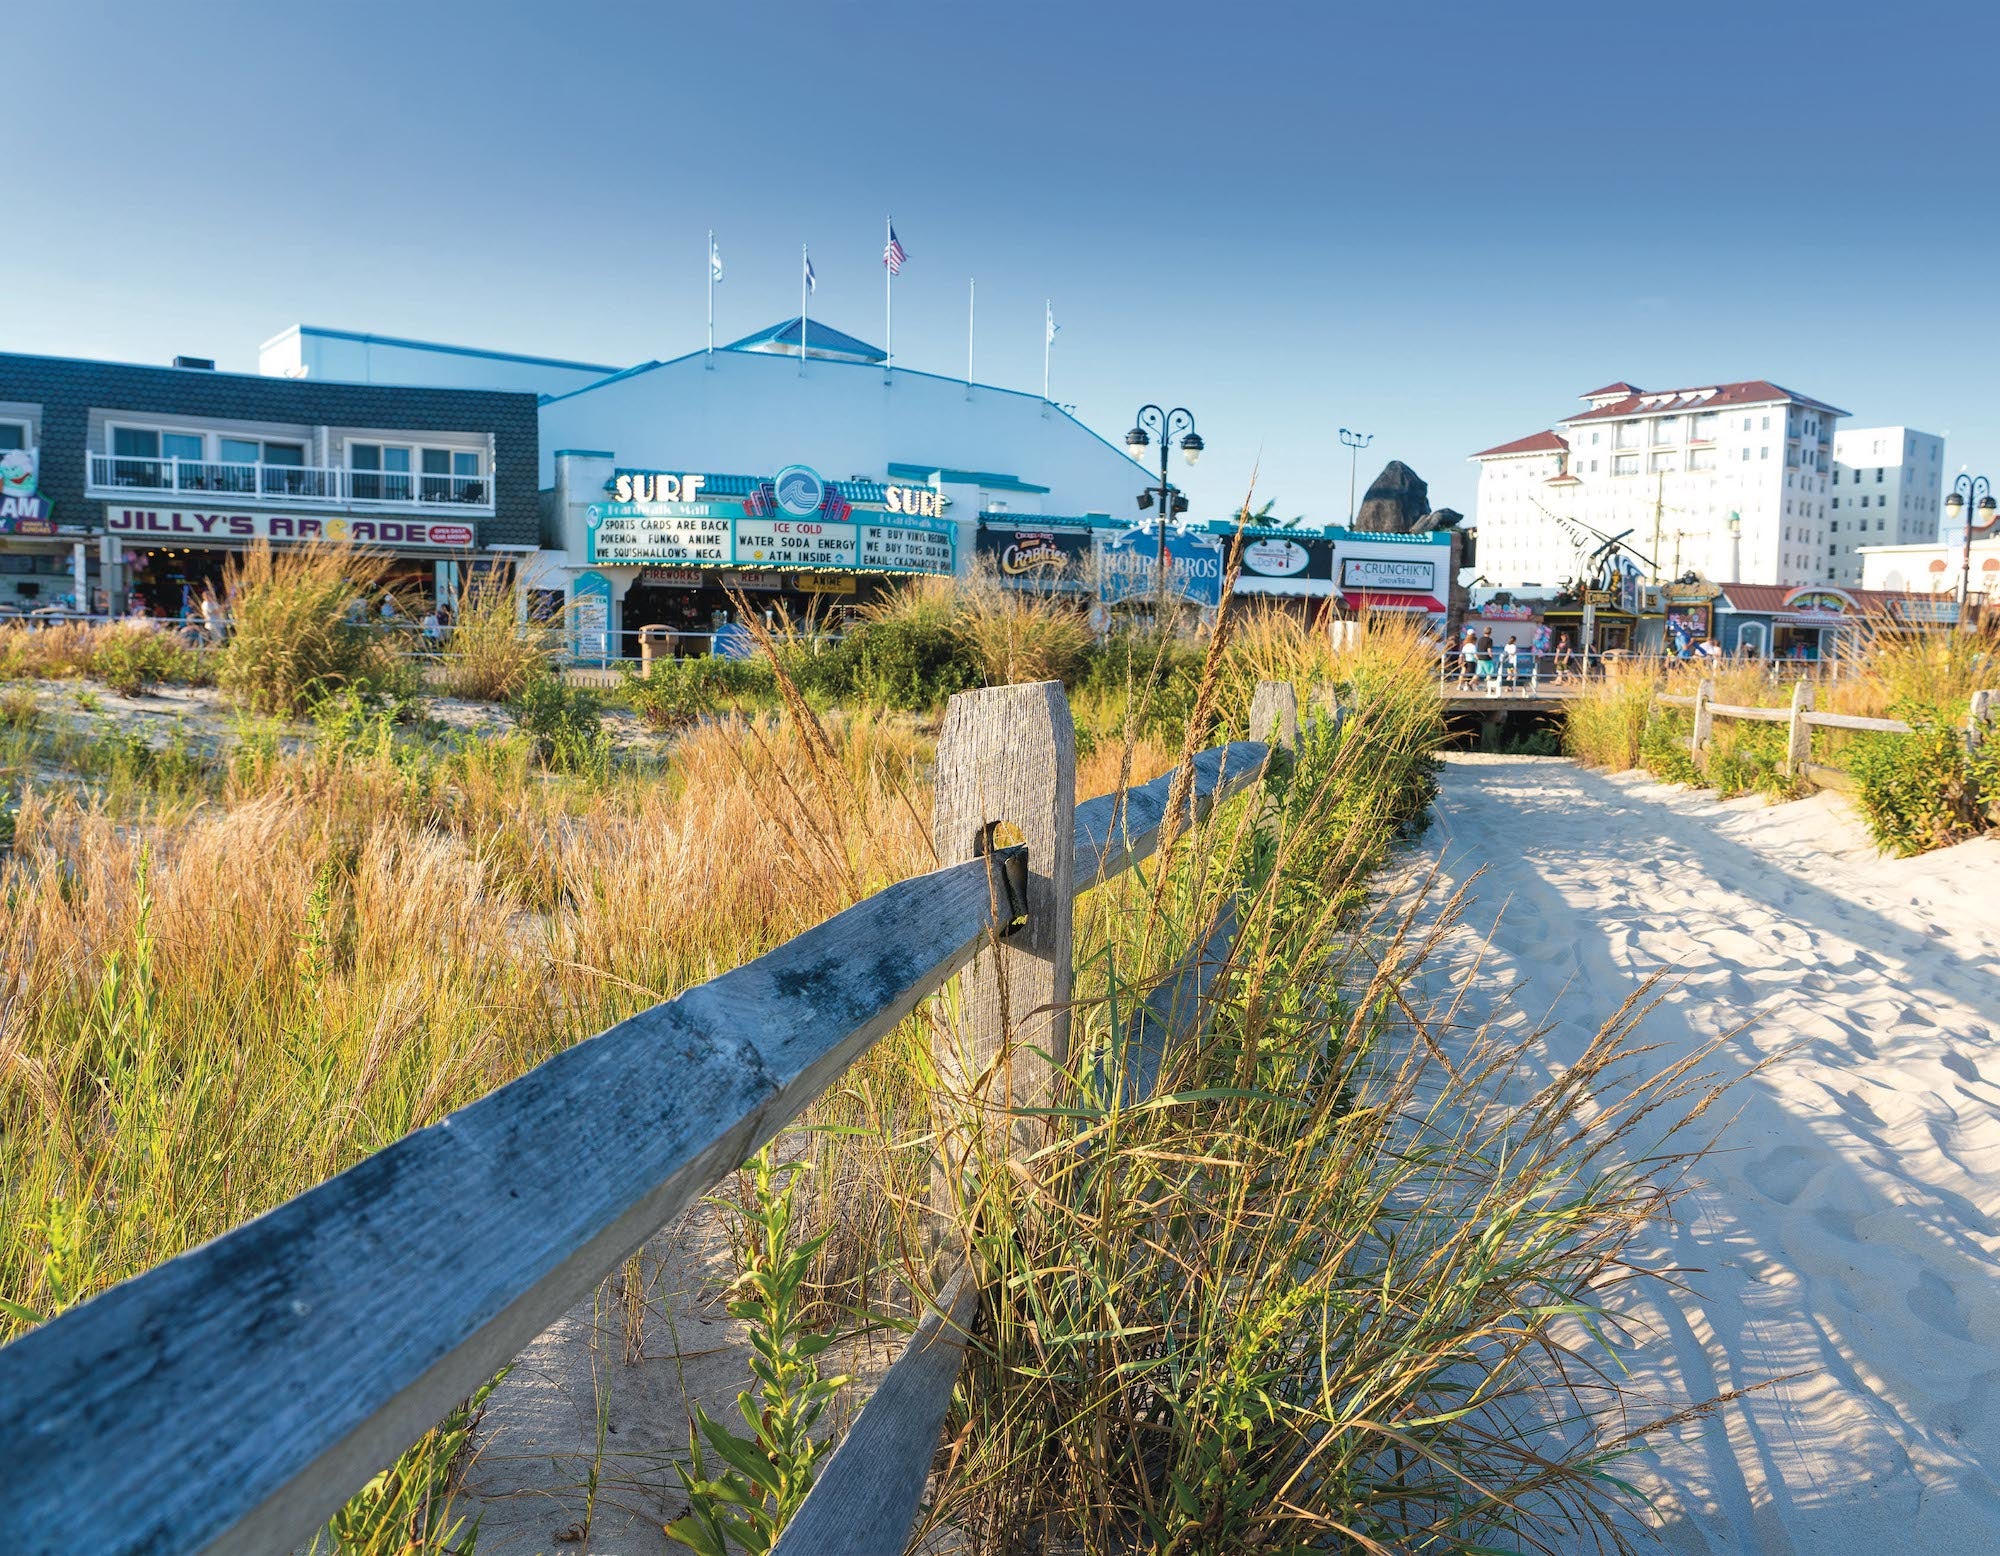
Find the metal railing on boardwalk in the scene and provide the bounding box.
[0,678,1310,1556]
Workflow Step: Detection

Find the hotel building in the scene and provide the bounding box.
[1827,426,1945,586]
[1471,380,1847,591]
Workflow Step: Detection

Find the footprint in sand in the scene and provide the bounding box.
[1745,1145,1823,1206]
[1907,1269,1974,1342]
[1942,1052,1983,1086]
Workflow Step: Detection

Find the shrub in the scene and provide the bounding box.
[1848,714,1985,855]
[847,580,984,711]
[1637,707,1700,785]
[0,685,37,730]
[87,626,211,698]
[953,571,1094,687]
[619,655,777,731]
[1562,667,1656,769]
[217,543,401,716]
[509,671,607,774]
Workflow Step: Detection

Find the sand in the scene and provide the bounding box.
[1421,755,2000,1552]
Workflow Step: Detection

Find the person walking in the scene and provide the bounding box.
[1457,629,1478,688]
[1501,635,1520,688]
[1553,631,1574,683]
[1478,633,1498,694]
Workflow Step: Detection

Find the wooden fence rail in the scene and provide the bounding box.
[1663,679,1996,793]
[0,679,1296,1556]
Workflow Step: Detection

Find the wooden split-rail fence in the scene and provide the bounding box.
[0,677,1320,1556]
[1659,679,1997,794]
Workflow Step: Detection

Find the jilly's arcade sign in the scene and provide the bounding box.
[106,508,476,550]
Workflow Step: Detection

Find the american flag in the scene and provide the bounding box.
[883,226,907,275]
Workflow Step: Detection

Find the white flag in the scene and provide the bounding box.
[804,251,817,294]
[1046,305,1060,345]
[710,240,723,283]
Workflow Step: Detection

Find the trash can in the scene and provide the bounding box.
[638,623,673,673]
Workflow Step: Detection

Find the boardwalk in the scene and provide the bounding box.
[1420,756,2000,1553]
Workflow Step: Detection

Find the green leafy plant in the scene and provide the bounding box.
[667,1147,848,1556]
[620,655,777,731]
[1848,714,1985,855]
[508,672,608,775]
[88,627,210,697]
[313,1374,503,1556]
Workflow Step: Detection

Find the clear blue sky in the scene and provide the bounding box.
[9,0,1998,520]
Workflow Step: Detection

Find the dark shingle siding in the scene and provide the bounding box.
[0,352,541,547]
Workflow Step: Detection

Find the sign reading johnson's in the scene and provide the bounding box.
[105,507,476,551]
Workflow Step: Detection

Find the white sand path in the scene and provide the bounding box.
[1421,755,2000,1553]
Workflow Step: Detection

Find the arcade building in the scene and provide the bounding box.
[0,350,539,618]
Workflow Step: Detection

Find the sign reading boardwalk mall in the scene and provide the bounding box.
[105,507,476,551]
[586,464,954,576]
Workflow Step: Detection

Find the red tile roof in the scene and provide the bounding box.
[1582,381,1637,398]
[1470,429,1568,459]
[1564,380,1848,424]
[1717,583,1903,615]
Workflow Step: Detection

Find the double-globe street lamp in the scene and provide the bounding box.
[1126,406,1204,626]
[1944,472,1996,625]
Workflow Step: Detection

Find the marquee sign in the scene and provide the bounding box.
[586,504,954,575]
[104,507,476,551]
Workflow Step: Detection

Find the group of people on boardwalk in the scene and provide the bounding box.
[1454,624,1575,691]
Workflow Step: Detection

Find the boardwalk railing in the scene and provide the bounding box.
[0,678,1308,1556]
[1659,679,1996,793]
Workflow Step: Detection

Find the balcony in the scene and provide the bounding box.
[86,454,493,513]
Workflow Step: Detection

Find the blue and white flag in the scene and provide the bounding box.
[804,251,817,294]
[710,239,723,283]
[1046,304,1060,345]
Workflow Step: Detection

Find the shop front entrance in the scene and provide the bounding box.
[617,571,884,660]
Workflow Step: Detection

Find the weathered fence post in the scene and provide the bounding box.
[930,682,1077,1233]
[1248,678,1299,749]
[1969,689,1997,819]
[1691,676,1714,757]
[1785,680,1814,779]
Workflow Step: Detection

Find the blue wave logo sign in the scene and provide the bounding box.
[774,464,825,519]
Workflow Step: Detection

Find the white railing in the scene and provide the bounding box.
[85,455,492,511]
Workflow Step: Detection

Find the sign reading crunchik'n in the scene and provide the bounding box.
[1339,556,1438,593]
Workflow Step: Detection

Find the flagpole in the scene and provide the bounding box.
[884,215,893,377]
[706,229,715,366]
[1043,299,1051,401]
[966,277,974,399]
[800,243,808,377]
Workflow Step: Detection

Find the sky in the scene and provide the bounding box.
[8,0,2000,522]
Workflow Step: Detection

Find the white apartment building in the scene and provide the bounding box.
[1827,425,1944,585]
[1471,380,1846,589]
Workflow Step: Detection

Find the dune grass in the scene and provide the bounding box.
[0,558,1718,1553]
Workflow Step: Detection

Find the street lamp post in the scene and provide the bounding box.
[1126,405,1203,629]
[1339,428,1373,525]
[1944,472,1995,627]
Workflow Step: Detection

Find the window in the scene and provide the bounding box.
[1761,416,1770,430]
[1655,416,1684,445]
[1690,447,1716,471]
[1692,413,1719,441]
[1760,446,1770,460]
[0,422,27,452]
[1876,467,1885,483]
[1877,519,1885,531]
[1613,453,1640,475]
[1832,497,1840,509]
[1649,450,1678,473]
[1590,459,1598,472]
[1615,421,1644,449]
[350,443,414,501]
[1591,431,1601,445]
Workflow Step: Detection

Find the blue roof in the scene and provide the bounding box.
[270,324,621,374]
[889,462,1051,494]
[723,317,886,363]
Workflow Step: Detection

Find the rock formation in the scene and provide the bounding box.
[1353,461,1430,533]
